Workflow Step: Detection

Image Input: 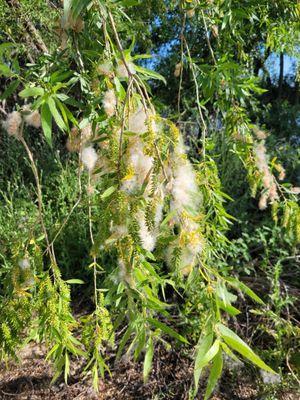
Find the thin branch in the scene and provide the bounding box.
[177,13,186,117]
[201,9,217,65]
[183,36,208,158]
[19,134,57,267]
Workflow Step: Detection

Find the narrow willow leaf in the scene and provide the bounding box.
[226,278,264,305]
[64,352,70,382]
[70,0,91,19]
[100,186,116,199]
[194,333,213,394]
[41,103,52,147]
[66,279,85,284]
[1,79,20,100]
[116,325,132,360]
[204,350,223,400]
[143,336,154,382]
[217,298,241,316]
[0,63,12,77]
[134,65,166,84]
[19,86,44,98]
[217,323,275,373]
[196,339,220,371]
[147,318,188,344]
[92,363,99,390]
[48,96,67,131]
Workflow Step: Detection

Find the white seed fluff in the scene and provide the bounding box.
[24,110,41,128]
[128,108,148,134]
[103,89,117,117]
[170,160,200,215]
[81,146,98,171]
[18,258,30,270]
[138,214,157,252]
[116,61,136,78]
[260,370,281,385]
[3,111,22,137]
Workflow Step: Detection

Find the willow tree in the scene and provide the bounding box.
[0,0,299,398]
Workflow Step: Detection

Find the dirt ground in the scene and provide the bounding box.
[0,342,299,400]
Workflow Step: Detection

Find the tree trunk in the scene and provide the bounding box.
[278,52,284,99]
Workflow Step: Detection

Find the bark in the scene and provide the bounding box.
[278,52,284,99]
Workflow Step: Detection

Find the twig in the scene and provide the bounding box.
[47,153,83,251]
[107,10,133,78]
[19,133,57,267]
[117,77,133,185]
[183,36,208,158]
[200,9,217,65]
[87,173,98,308]
[177,13,186,117]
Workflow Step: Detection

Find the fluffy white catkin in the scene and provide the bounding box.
[81,146,98,171]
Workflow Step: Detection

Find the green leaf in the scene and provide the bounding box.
[194,333,213,393]
[116,325,133,360]
[226,278,264,305]
[64,352,70,383]
[204,350,223,400]
[66,279,85,284]
[147,318,188,344]
[70,0,91,19]
[48,96,67,131]
[217,323,274,373]
[120,0,141,6]
[100,186,116,199]
[0,79,20,100]
[92,363,99,390]
[143,336,154,382]
[0,63,12,77]
[217,298,241,316]
[195,339,220,371]
[41,103,52,147]
[134,65,166,84]
[19,86,44,98]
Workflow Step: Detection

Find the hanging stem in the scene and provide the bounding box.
[183,36,208,159]
[19,133,57,268]
[88,173,98,308]
[177,12,186,117]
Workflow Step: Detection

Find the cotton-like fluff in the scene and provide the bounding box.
[97,62,113,77]
[121,137,153,193]
[66,124,93,152]
[166,220,203,275]
[18,258,30,270]
[169,135,200,219]
[258,193,268,210]
[3,111,22,137]
[103,89,117,117]
[81,146,98,171]
[260,370,281,385]
[116,61,136,78]
[253,126,267,140]
[128,107,148,134]
[136,210,157,252]
[118,258,132,286]
[254,142,279,208]
[291,187,300,194]
[110,224,128,238]
[174,62,182,78]
[170,160,200,218]
[81,124,93,142]
[24,110,41,128]
[154,201,164,228]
